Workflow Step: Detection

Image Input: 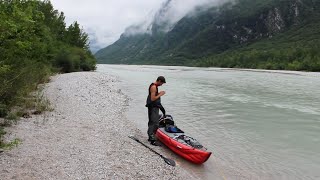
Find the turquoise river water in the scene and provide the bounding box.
[97,64,320,180]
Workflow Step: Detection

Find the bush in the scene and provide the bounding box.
[0,104,8,118]
[55,47,96,73]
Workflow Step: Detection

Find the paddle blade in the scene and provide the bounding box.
[163,157,176,166]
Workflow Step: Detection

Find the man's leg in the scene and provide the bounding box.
[147,107,159,142]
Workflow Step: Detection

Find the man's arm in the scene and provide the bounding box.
[150,85,165,101]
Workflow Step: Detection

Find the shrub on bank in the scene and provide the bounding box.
[55,47,96,73]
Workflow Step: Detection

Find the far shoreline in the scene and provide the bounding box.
[97,64,320,77]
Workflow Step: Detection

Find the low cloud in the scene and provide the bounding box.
[51,0,164,52]
[125,0,230,37]
[153,0,229,32]
[51,0,229,52]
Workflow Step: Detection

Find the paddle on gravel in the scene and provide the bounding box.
[128,135,176,166]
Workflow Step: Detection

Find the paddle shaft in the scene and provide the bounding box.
[128,136,175,166]
[129,136,164,157]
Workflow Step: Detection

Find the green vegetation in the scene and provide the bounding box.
[96,0,320,72]
[0,0,96,148]
[198,21,320,71]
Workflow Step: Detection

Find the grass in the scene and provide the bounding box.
[0,136,21,150]
[0,83,53,150]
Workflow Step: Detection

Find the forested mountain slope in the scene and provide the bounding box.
[96,0,320,71]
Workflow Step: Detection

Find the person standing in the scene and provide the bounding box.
[145,76,166,146]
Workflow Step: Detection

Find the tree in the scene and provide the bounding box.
[66,21,89,50]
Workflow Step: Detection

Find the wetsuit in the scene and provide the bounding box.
[146,83,165,141]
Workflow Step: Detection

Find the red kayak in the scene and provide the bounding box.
[155,115,212,164]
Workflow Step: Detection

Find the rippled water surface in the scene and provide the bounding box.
[98,64,320,180]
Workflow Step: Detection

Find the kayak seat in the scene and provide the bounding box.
[165,125,184,133]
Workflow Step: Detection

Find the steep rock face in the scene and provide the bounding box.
[208,1,303,41]
[265,7,285,34]
[161,0,309,58]
[95,0,319,65]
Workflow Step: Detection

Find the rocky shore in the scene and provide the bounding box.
[0,72,190,179]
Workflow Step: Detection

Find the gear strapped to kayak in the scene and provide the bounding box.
[156,114,212,164]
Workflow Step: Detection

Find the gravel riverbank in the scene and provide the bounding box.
[0,72,190,179]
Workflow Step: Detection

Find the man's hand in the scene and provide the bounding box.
[159,91,166,96]
[151,86,165,101]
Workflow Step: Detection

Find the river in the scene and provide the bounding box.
[97,64,320,180]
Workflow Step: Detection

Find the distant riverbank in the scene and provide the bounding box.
[0,72,189,179]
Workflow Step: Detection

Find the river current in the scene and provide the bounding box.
[98,64,320,180]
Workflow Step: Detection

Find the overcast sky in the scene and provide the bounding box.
[50,0,165,52]
[50,0,227,52]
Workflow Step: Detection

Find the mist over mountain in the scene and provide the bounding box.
[96,0,320,71]
[122,0,229,36]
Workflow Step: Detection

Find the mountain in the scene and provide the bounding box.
[95,0,320,71]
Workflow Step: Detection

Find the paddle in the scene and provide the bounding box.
[128,135,176,166]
